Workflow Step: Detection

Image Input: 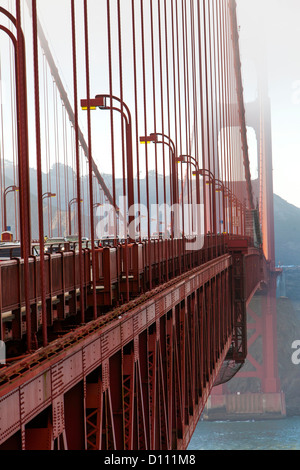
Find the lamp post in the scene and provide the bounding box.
[42,192,56,200]
[140,133,179,241]
[93,202,103,240]
[176,155,201,205]
[214,179,226,234]
[176,155,202,246]
[81,94,134,242]
[68,198,83,236]
[233,196,238,235]
[223,187,233,234]
[140,133,178,206]
[42,192,56,238]
[232,196,243,235]
[192,169,217,236]
[139,132,178,278]
[1,6,31,352]
[3,185,19,232]
[223,189,243,235]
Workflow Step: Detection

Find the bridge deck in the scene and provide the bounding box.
[0,246,264,450]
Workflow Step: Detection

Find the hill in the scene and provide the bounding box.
[274,194,300,266]
[2,159,300,253]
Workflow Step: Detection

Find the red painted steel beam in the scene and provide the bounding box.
[0,6,32,351]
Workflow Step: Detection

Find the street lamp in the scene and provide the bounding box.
[176,155,203,247]
[3,185,19,232]
[140,132,179,242]
[223,187,233,234]
[176,155,200,205]
[92,203,103,241]
[222,188,243,235]
[42,192,56,200]
[232,195,243,235]
[42,192,56,238]
[68,198,83,236]
[214,179,226,234]
[192,169,217,235]
[140,133,178,206]
[139,132,179,279]
[81,94,134,242]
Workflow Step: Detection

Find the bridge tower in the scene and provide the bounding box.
[205,3,286,420]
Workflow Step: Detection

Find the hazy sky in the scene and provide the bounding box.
[34,0,300,208]
[1,0,299,208]
[236,0,300,208]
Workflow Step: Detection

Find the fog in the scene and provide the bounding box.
[33,0,300,208]
[236,0,300,207]
[1,0,299,207]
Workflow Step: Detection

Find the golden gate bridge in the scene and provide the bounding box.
[0,0,282,450]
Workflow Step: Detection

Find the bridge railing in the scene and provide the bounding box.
[0,233,257,358]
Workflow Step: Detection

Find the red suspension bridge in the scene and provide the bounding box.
[0,0,280,450]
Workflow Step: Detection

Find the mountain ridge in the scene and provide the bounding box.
[274,193,300,266]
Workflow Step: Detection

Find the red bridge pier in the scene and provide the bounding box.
[204,276,286,421]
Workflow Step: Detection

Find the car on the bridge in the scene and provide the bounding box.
[0,242,21,259]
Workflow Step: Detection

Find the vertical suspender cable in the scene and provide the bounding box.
[140,0,152,290]
[149,0,161,284]
[106,0,117,245]
[32,0,47,347]
[203,0,214,240]
[70,0,85,322]
[174,0,182,272]
[117,0,130,303]
[0,54,4,231]
[131,0,141,243]
[158,0,168,277]
[196,0,207,236]
[15,0,32,350]
[83,0,97,319]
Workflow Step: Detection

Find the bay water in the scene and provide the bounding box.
[188,416,300,450]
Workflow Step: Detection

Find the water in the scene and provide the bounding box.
[188,416,300,450]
